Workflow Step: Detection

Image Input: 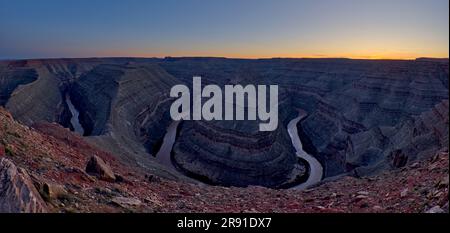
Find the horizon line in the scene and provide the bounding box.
[2,55,449,62]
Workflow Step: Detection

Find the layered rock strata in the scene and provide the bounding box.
[0,58,448,187]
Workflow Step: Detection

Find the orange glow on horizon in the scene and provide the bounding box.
[84,38,450,61]
[92,49,449,60]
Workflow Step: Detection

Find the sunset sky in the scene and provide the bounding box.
[1,0,448,60]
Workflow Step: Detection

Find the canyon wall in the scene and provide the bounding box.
[0,58,448,187]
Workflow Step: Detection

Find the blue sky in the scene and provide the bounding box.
[0,0,448,59]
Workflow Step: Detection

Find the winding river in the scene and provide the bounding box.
[287,110,323,190]
[154,110,323,189]
[155,120,181,171]
[66,94,85,135]
[65,94,323,189]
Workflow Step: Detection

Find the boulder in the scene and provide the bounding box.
[85,155,116,182]
[41,182,68,200]
[0,158,47,212]
[425,206,445,213]
[111,197,142,208]
[357,191,369,196]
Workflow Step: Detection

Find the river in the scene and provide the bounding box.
[66,94,85,135]
[154,110,323,189]
[287,110,323,190]
[155,120,181,171]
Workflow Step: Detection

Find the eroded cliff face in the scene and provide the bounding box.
[0,64,38,106]
[0,59,185,180]
[160,58,449,179]
[69,63,182,175]
[348,99,449,176]
[297,60,449,176]
[1,59,103,127]
[0,58,448,188]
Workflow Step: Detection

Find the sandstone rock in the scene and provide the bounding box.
[425,206,445,213]
[353,195,368,202]
[41,182,68,200]
[94,187,115,198]
[85,155,116,182]
[373,205,383,211]
[0,158,47,212]
[357,191,369,196]
[111,197,142,207]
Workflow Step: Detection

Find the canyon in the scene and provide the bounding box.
[0,57,448,190]
[169,76,279,131]
[0,102,448,213]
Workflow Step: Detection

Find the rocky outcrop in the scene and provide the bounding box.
[1,59,101,127]
[41,182,68,200]
[348,99,449,176]
[111,197,142,208]
[86,155,116,182]
[0,158,47,213]
[0,66,38,105]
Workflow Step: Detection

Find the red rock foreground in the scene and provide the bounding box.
[0,107,448,213]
